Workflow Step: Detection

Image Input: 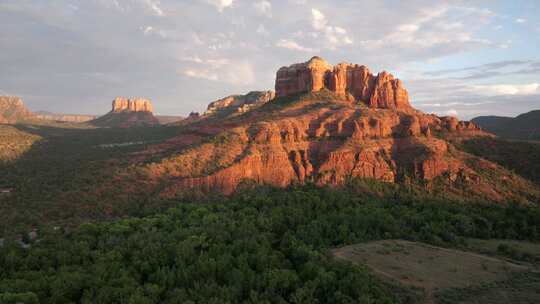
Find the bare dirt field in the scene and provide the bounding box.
[332,239,540,304]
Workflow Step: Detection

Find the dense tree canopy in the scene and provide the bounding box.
[1,182,539,303]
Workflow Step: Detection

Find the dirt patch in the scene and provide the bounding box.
[332,239,532,303]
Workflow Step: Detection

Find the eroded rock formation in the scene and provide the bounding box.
[115,57,537,202]
[276,57,411,109]
[205,91,276,115]
[112,97,153,112]
[91,97,158,128]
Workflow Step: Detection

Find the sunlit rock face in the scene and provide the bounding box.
[205,91,276,116]
[275,56,411,109]
[112,97,154,113]
[139,56,503,199]
[0,96,33,123]
[90,97,158,128]
[105,57,535,203]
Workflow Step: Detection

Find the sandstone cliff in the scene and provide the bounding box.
[91,97,159,128]
[276,57,411,109]
[112,97,153,112]
[0,96,34,124]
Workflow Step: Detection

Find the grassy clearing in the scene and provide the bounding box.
[465,238,540,265]
[436,271,540,304]
[332,239,533,303]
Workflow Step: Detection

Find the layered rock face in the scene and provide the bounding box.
[0,96,33,123]
[276,57,411,109]
[112,97,153,112]
[205,91,276,115]
[149,105,492,196]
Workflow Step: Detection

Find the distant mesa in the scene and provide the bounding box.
[275,56,411,109]
[35,111,97,123]
[0,96,34,124]
[112,97,154,113]
[90,97,159,128]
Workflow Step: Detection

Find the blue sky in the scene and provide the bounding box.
[0,0,539,119]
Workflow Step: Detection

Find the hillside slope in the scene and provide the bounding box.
[472,110,540,140]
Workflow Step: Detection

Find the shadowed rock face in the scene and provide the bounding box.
[0,96,33,123]
[112,97,153,113]
[276,57,411,109]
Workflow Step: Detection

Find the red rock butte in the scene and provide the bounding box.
[275,56,410,109]
[105,57,539,202]
[112,97,154,113]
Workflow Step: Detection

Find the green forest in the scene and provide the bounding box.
[1,181,539,303]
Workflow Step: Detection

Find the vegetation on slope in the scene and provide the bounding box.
[0,124,182,235]
[472,110,540,141]
[1,182,540,303]
[0,125,41,163]
[461,137,540,184]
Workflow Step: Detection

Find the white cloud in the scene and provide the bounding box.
[181,57,254,85]
[256,24,269,36]
[359,5,496,52]
[515,18,527,24]
[469,83,539,96]
[310,8,354,48]
[140,26,167,38]
[254,1,272,18]
[143,0,164,16]
[311,8,327,30]
[204,0,234,12]
[276,39,316,52]
[183,69,219,81]
[446,109,458,116]
[225,62,256,85]
[397,24,420,33]
[99,0,164,16]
